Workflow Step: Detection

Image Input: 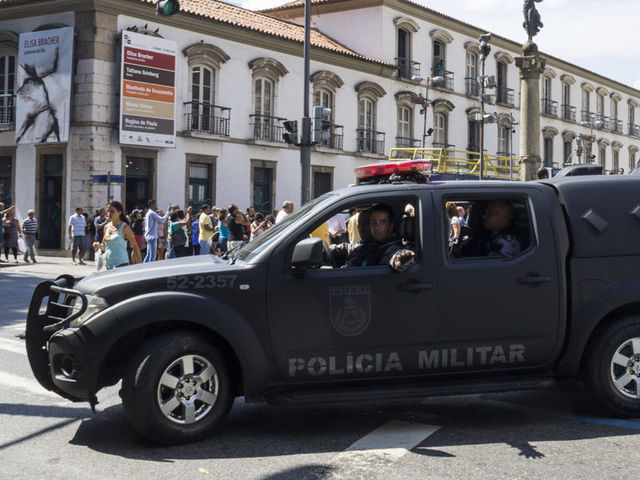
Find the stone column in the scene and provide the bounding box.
[71,10,119,214]
[515,41,546,181]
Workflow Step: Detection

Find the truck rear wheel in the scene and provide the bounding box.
[121,332,233,444]
[585,316,640,417]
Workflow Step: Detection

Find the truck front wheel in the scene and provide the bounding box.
[121,332,233,444]
[585,316,640,417]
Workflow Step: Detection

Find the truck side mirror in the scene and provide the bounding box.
[291,237,324,271]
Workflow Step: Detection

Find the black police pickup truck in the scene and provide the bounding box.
[26,172,640,444]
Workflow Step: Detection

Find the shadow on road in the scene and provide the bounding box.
[58,383,640,463]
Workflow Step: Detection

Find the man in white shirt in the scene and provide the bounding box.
[327,212,347,244]
[143,199,172,263]
[68,207,87,265]
[276,201,294,224]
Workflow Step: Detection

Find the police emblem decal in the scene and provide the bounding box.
[330,286,371,336]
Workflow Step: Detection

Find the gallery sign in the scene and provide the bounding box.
[120,31,177,148]
[15,27,74,144]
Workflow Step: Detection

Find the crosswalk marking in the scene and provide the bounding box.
[0,371,59,398]
[0,337,27,355]
[340,420,440,461]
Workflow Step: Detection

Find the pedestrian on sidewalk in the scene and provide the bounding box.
[68,207,87,265]
[3,209,21,263]
[0,202,11,262]
[143,199,171,263]
[22,209,38,263]
[94,208,107,243]
[198,204,214,255]
[93,201,141,269]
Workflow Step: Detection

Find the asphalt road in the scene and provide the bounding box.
[2,262,640,479]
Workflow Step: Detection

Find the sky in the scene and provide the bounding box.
[236,0,640,90]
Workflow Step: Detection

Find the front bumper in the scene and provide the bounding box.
[26,275,113,403]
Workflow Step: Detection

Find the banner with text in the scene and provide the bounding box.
[120,31,176,148]
[16,27,74,144]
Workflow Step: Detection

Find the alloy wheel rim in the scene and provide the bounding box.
[610,338,640,399]
[156,354,219,424]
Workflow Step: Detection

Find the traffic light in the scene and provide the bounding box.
[312,106,331,144]
[156,0,180,16]
[283,120,299,145]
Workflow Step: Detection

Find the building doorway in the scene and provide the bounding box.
[0,155,11,205]
[125,157,153,213]
[252,166,273,215]
[38,154,63,249]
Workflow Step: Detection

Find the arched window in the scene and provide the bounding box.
[433,40,445,77]
[433,113,447,147]
[184,43,230,136]
[581,82,594,122]
[190,65,215,131]
[599,145,606,166]
[0,30,17,130]
[497,126,510,156]
[542,76,553,115]
[254,77,275,141]
[355,81,386,154]
[465,51,478,97]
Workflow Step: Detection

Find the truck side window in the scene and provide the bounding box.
[303,198,419,270]
[447,197,532,259]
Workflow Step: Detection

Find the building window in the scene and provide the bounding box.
[355,81,386,154]
[0,54,15,129]
[497,126,509,155]
[190,65,214,131]
[312,166,333,199]
[0,154,11,205]
[582,90,591,120]
[188,162,212,207]
[542,76,551,100]
[599,146,606,166]
[630,105,636,127]
[597,93,605,117]
[543,137,553,167]
[315,88,332,110]
[630,150,637,170]
[465,51,478,97]
[612,150,619,171]
[253,77,275,141]
[397,106,413,146]
[433,40,445,76]
[562,83,570,106]
[433,113,447,147]
[396,28,412,79]
[563,140,572,164]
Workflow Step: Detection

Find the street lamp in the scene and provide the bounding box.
[478,33,493,180]
[412,75,444,148]
[580,120,603,163]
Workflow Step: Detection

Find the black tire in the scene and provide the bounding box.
[121,331,233,445]
[584,315,640,417]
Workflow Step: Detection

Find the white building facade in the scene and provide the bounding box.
[0,0,638,253]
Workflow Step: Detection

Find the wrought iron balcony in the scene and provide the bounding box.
[595,113,610,130]
[581,110,595,123]
[184,101,230,136]
[541,98,558,117]
[318,124,344,150]
[612,119,623,134]
[432,68,454,91]
[356,129,385,155]
[432,142,454,149]
[0,94,15,131]
[630,124,640,137]
[496,87,514,106]
[561,104,576,121]
[465,77,479,98]
[395,136,421,148]
[250,114,286,143]
[396,57,421,80]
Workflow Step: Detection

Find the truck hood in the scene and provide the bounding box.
[75,255,237,294]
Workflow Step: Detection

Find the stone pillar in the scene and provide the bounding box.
[71,10,119,215]
[515,41,546,181]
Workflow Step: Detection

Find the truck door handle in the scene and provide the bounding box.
[517,274,551,285]
[396,282,432,291]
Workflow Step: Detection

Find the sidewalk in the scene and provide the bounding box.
[0,255,96,277]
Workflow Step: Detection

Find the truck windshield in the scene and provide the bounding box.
[235,193,337,261]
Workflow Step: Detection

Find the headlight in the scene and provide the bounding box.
[69,295,109,328]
